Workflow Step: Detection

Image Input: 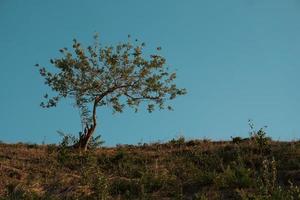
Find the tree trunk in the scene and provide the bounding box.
[74,97,99,151]
[74,124,96,151]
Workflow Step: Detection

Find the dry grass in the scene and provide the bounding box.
[0,139,299,199]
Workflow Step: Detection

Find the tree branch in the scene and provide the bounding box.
[96,81,139,102]
[124,92,160,101]
[92,97,99,127]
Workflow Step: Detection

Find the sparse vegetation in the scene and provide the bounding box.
[0,135,300,199]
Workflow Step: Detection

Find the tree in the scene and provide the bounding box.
[36,34,186,151]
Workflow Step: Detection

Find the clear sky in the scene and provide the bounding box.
[0,0,300,146]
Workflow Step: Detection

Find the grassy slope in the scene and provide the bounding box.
[0,138,300,199]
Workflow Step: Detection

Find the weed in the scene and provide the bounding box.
[248,120,271,155]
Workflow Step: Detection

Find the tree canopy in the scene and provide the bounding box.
[36,34,186,150]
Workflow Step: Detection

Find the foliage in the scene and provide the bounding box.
[93,175,109,200]
[36,34,186,130]
[215,163,253,189]
[58,130,104,149]
[56,131,104,166]
[248,119,271,154]
[169,136,186,147]
[258,158,277,197]
[237,158,300,200]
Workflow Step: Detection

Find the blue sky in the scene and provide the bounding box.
[0,0,300,146]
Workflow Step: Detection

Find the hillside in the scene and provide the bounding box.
[0,137,300,199]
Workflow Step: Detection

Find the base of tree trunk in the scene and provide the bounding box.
[73,138,89,151]
[73,126,95,151]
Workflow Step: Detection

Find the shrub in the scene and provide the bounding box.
[215,164,253,189]
[169,136,185,147]
[90,171,109,200]
[238,158,300,200]
[231,136,243,144]
[248,120,271,155]
[109,178,141,198]
[140,172,164,193]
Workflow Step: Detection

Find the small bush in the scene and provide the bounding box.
[90,171,109,200]
[109,178,141,198]
[215,164,253,189]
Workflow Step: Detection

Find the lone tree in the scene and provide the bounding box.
[36,34,186,150]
